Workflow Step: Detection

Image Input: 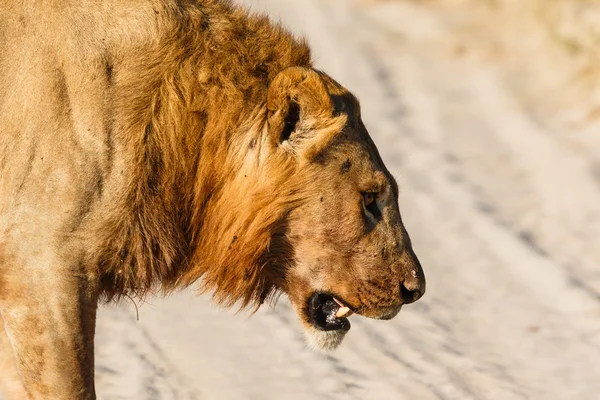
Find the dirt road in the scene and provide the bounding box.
[91,1,600,399]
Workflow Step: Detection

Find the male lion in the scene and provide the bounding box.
[0,0,425,398]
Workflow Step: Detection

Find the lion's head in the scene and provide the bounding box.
[182,65,425,351]
[263,67,425,349]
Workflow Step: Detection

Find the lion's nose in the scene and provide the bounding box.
[400,280,424,304]
[399,265,426,304]
[396,241,426,304]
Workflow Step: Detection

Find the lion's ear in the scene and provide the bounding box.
[266,67,345,158]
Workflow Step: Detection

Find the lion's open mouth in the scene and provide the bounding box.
[306,292,353,332]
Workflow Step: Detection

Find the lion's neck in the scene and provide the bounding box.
[96,0,311,303]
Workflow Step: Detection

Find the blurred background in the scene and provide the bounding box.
[92,1,600,399]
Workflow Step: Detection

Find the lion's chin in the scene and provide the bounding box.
[303,326,349,351]
[293,292,353,351]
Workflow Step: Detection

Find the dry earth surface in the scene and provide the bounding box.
[6,0,600,399]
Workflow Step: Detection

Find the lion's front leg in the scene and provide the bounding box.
[0,314,28,400]
[0,273,98,400]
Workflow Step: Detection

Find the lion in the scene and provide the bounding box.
[0,0,426,398]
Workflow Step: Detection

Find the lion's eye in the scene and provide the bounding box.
[362,191,382,221]
[363,192,376,207]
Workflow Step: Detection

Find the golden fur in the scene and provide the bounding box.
[87,1,314,305]
[0,0,425,398]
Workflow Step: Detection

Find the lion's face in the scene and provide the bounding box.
[284,139,425,350]
[266,68,425,350]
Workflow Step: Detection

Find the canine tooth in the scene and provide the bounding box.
[335,306,352,318]
[333,297,345,307]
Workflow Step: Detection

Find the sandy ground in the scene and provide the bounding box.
[19,0,600,399]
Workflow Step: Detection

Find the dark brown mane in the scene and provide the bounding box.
[90,0,313,306]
